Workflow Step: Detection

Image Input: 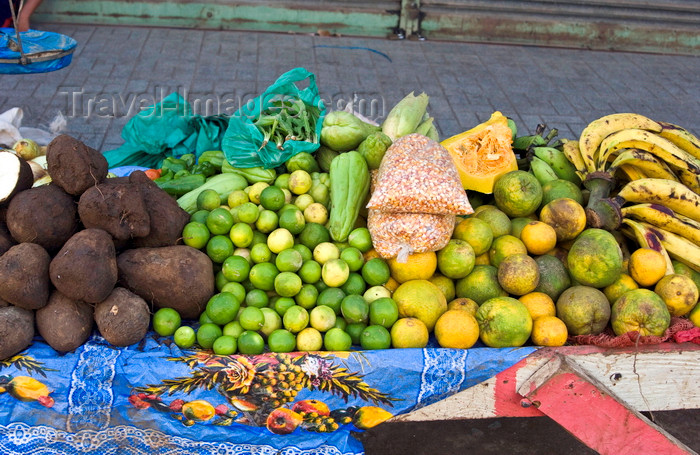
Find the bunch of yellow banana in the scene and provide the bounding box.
[561,113,700,271]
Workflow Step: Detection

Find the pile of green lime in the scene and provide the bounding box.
[156,155,399,355]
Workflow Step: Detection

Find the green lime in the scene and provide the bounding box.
[260,186,286,211]
[199,311,215,325]
[267,329,297,353]
[173,326,196,348]
[190,209,210,225]
[206,292,241,325]
[229,222,254,248]
[368,297,399,329]
[212,335,237,355]
[251,230,268,247]
[333,317,348,332]
[313,242,340,265]
[267,228,295,254]
[278,208,306,235]
[348,228,373,253]
[299,260,322,284]
[298,222,330,251]
[303,203,328,225]
[259,307,282,337]
[345,322,367,345]
[317,287,346,315]
[182,222,210,249]
[152,308,181,336]
[341,272,367,296]
[293,244,313,262]
[322,258,350,287]
[255,210,278,234]
[237,330,265,355]
[273,297,296,317]
[197,323,223,349]
[222,255,251,282]
[295,283,319,309]
[315,280,329,293]
[274,271,303,297]
[237,202,260,224]
[310,305,337,332]
[276,248,304,272]
[197,189,221,211]
[289,170,312,195]
[206,207,235,235]
[324,327,352,351]
[340,247,365,272]
[283,305,310,333]
[233,248,251,264]
[248,262,279,291]
[274,173,290,189]
[206,235,234,263]
[361,258,391,286]
[340,294,370,324]
[296,327,323,351]
[363,286,392,303]
[250,243,273,263]
[215,270,229,292]
[360,325,392,350]
[227,189,249,208]
[239,306,265,331]
[248,182,269,204]
[220,281,246,303]
[223,320,244,338]
[245,289,269,308]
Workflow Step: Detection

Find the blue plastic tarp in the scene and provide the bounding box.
[0,334,536,454]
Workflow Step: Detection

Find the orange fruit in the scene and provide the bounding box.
[628,248,668,287]
[390,317,429,348]
[488,234,527,268]
[392,280,447,332]
[497,253,540,296]
[452,217,493,256]
[493,170,543,217]
[556,286,610,336]
[387,251,437,283]
[603,273,639,304]
[447,297,479,315]
[539,198,586,242]
[434,309,480,349]
[610,289,670,336]
[531,316,568,346]
[475,296,533,348]
[520,221,557,256]
[654,274,699,317]
[437,239,476,280]
[567,229,623,288]
[518,292,556,320]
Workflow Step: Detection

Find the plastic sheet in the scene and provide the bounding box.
[0,28,76,74]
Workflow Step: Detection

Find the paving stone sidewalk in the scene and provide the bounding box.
[1,23,698,151]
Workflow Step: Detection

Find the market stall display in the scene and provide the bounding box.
[1,68,699,454]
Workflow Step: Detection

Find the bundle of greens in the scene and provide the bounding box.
[254,98,321,150]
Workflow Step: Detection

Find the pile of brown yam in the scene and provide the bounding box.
[0,135,216,360]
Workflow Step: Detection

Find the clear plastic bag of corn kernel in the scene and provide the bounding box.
[367,133,473,215]
[367,209,455,262]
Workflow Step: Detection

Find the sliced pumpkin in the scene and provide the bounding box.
[441,111,517,194]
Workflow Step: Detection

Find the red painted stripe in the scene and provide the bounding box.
[493,357,544,418]
[527,372,690,455]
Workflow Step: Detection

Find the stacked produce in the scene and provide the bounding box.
[1,88,700,364]
[0,135,215,360]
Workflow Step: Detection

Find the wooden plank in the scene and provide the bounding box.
[395,343,700,422]
[520,359,696,455]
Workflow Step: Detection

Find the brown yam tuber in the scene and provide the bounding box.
[78,182,151,241]
[50,228,118,304]
[46,134,108,196]
[130,171,189,247]
[94,287,150,347]
[36,290,94,353]
[0,305,34,360]
[6,184,79,253]
[0,242,51,310]
[117,245,215,320]
[0,222,15,256]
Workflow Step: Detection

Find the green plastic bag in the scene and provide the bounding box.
[222,67,326,169]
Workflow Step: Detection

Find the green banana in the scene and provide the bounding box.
[614,178,700,223]
[621,203,700,247]
[529,156,558,186]
[620,219,675,275]
[658,121,700,161]
[608,149,679,181]
[579,113,662,174]
[635,221,700,273]
[532,146,581,185]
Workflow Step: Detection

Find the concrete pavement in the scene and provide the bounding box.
[1,23,699,152]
